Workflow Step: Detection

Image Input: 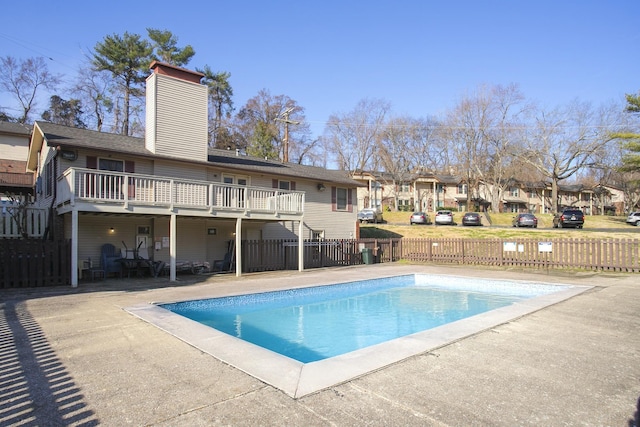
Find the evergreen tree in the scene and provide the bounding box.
[41,95,86,128]
[147,28,195,66]
[92,32,152,135]
[618,94,640,174]
[198,65,234,148]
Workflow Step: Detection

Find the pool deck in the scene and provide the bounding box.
[1,264,639,426]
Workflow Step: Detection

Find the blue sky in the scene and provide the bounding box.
[1,1,639,138]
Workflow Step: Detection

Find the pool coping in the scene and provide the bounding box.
[124,276,591,399]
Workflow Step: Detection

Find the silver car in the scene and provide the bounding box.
[626,212,640,226]
[434,210,454,225]
[357,208,383,224]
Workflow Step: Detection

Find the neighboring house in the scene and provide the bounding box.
[353,170,486,213]
[0,122,46,237]
[0,121,34,196]
[479,180,596,214]
[26,61,361,286]
[354,169,609,216]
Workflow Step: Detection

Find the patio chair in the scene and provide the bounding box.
[212,252,233,273]
[101,243,122,278]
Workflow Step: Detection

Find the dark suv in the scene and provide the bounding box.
[553,209,585,229]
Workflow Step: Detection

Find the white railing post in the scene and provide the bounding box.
[123,173,129,209]
[169,179,175,211]
[209,183,214,213]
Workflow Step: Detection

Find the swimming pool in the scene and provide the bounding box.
[126,270,590,398]
[160,274,560,363]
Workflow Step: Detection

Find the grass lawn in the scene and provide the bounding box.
[360,211,639,240]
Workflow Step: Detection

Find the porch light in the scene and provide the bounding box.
[109,227,115,233]
[317,183,326,192]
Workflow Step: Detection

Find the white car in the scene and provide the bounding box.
[434,210,454,225]
[626,212,640,226]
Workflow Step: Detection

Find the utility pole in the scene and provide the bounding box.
[275,107,299,163]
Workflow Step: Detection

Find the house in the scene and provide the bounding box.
[0,122,46,238]
[352,170,486,213]
[25,61,361,286]
[354,169,608,216]
[0,121,33,196]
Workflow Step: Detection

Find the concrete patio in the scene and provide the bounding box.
[1,264,639,426]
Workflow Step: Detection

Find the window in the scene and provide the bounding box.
[44,160,55,197]
[436,184,445,194]
[400,183,410,193]
[223,175,248,208]
[98,158,124,172]
[509,187,519,197]
[223,174,249,185]
[332,186,352,212]
[278,180,290,190]
[457,184,468,195]
[336,187,347,210]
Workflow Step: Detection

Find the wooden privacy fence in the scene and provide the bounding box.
[240,238,402,272]
[0,239,71,288]
[400,237,640,273]
[240,237,640,274]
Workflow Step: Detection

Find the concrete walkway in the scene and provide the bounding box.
[1,264,639,426]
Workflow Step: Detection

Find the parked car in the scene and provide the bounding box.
[512,213,538,228]
[553,209,584,229]
[357,208,383,224]
[626,211,640,226]
[434,210,454,225]
[410,212,431,225]
[462,212,482,226]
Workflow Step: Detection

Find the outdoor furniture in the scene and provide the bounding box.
[212,252,233,273]
[161,260,210,275]
[80,258,105,281]
[101,244,122,278]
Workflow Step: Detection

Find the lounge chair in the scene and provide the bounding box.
[212,252,233,273]
[101,243,122,278]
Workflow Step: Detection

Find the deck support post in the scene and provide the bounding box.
[298,218,304,271]
[170,213,176,281]
[71,209,78,287]
[235,218,242,277]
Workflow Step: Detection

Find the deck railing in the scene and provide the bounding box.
[59,168,304,215]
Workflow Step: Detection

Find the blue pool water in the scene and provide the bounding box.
[161,274,564,363]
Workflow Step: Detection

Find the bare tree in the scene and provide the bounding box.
[324,98,391,171]
[72,63,115,131]
[483,85,531,212]
[405,116,450,173]
[0,56,61,124]
[518,101,617,213]
[379,116,419,210]
[233,89,311,162]
[442,87,493,210]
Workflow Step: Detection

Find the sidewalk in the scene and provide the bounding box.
[1,264,639,426]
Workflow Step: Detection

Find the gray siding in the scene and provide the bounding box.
[262,180,358,240]
[153,161,207,181]
[146,73,208,162]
